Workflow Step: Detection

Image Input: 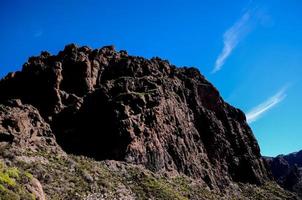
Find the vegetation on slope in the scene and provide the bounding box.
[0,160,35,200]
[0,147,297,200]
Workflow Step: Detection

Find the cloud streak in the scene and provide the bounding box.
[246,86,288,123]
[212,11,251,73]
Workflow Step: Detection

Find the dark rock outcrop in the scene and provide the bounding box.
[0,44,270,190]
[265,151,302,196]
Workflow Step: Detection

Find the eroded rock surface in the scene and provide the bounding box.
[265,151,302,197]
[0,100,60,199]
[0,99,57,153]
[0,44,270,190]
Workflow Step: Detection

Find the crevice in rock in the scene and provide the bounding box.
[0,132,14,143]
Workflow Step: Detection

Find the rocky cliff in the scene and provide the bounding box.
[265,150,302,197]
[0,44,297,199]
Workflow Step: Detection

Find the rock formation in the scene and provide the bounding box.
[0,99,58,153]
[0,100,57,200]
[265,150,302,197]
[0,44,271,192]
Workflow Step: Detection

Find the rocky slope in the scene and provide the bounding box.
[0,44,298,199]
[265,151,302,197]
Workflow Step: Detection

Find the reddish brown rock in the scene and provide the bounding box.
[0,99,57,152]
[0,44,271,189]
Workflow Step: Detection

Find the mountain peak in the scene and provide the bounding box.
[0,44,298,199]
[0,45,270,188]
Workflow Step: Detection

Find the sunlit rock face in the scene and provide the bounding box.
[0,99,58,153]
[0,44,270,189]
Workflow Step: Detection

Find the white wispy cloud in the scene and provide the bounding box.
[246,86,288,124]
[212,11,251,73]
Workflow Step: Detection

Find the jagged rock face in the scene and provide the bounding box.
[0,99,57,152]
[265,151,302,196]
[0,44,270,189]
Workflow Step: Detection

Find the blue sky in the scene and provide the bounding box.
[0,0,301,156]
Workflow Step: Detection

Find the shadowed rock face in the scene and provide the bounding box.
[0,44,270,189]
[265,151,302,196]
